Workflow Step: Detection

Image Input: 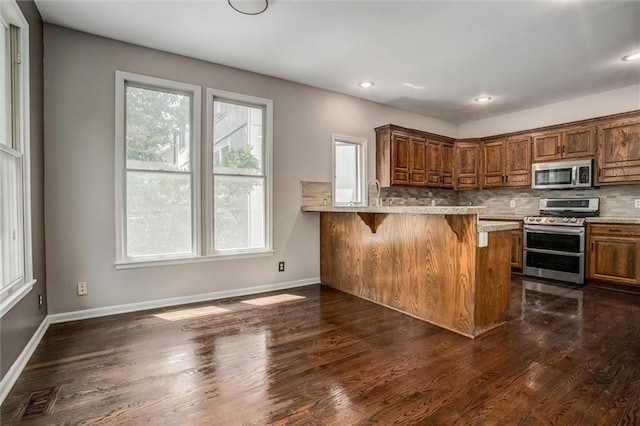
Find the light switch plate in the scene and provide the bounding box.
[635,199,640,208]
[510,199,516,208]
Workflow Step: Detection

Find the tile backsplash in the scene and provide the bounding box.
[301,181,640,217]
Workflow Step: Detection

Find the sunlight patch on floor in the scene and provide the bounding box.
[240,294,305,306]
[154,305,232,321]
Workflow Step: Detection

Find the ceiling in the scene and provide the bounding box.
[34,0,640,124]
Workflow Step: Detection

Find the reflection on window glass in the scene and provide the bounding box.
[126,86,191,171]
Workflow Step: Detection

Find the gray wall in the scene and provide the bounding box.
[43,25,458,314]
[1,0,46,379]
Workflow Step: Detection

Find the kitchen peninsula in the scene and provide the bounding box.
[302,205,519,337]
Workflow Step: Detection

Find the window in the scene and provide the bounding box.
[0,0,33,316]
[115,72,201,264]
[115,76,273,267]
[208,89,272,254]
[332,134,367,206]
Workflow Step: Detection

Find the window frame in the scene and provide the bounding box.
[0,0,34,317]
[331,134,367,207]
[114,71,202,266]
[206,88,273,257]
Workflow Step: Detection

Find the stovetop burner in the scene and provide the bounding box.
[524,197,599,227]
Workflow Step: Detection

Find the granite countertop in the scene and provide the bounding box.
[480,214,527,221]
[478,220,520,232]
[586,217,640,224]
[301,205,487,215]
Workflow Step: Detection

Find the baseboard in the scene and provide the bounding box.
[0,316,50,405]
[48,277,320,324]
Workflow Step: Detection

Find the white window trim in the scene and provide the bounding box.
[0,0,34,317]
[206,88,273,257]
[331,134,367,207]
[114,71,201,265]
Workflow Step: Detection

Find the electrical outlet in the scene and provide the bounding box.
[635,199,640,208]
[38,293,43,308]
[278,261,285,272]
[77,282,88,296]
[510,199,516,208]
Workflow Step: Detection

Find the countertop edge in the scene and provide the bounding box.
[301,205,487,215]
[478,221,520,232]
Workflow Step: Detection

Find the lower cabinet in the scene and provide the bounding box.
[587,224,640,286]
[489,219,523,270]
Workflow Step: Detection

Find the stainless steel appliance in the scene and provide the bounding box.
[523,198,599,284]
[531,159,593,190]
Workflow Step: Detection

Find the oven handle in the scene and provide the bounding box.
[524,225,585,235]
[524,247,584,257]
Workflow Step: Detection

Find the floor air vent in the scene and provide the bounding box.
[16,385,61,421]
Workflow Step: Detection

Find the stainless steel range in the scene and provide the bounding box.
[523,198,599,284]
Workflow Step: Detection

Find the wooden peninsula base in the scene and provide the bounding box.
[316,210,513,338]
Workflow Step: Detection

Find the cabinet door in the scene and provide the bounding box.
[482,140,505,188]
[588,236,639,285]
[410,136,427,185]
[454,142,480,189]
[505,136,531,187]
[391,133,410,185]
[597,116,640,184]
[511,229,523,269]
[426,141,441,186]
[532,132,562,162]
[440,143,454,188]
[562,126,595,159]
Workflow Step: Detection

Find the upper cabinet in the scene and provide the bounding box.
[454,140,481,190]
[532,125,595,162]
[481,136,531,188]
[427,140,454,188]
[504,135,532,187]
[597,113,640,185]
[376,124,453,188]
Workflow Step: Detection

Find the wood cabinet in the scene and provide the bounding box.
[596,114,640,184]
[454,140,481,190]
[481,139,505,188]
[532,125,595,163]
[376,124,455,188]
[489,219,523,269]
[481,136,531,188]
[427,140,454,188]
[587,224,640,286]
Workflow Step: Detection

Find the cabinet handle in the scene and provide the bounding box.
[591,242,595,251]
[556,146,560,154]
[562,145,566,154]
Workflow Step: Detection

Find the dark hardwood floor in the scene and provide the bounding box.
[2,277,640,425]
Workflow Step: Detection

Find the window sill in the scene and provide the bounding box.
[0,279,37,318]
[114,250,275,270]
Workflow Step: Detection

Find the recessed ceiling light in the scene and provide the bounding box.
[622,52,640,62]
[475,96,492,103]
[359,81,374,88]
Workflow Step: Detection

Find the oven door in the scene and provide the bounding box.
[523,225,585,284]
[524,225,584,253]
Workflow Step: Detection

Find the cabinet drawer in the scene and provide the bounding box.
[589,224,640,236]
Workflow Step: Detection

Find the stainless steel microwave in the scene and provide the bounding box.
[531,159,593,189]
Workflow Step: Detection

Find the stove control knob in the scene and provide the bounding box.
[536,217,542,222]
[549,218,555,222]
[563,218,569,223]
[571,218,577,223]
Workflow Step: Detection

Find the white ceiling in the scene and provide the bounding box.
[34,0,640,124]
